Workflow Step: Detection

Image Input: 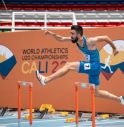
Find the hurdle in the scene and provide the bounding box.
[18,81,33,125]
[75,83,96,127]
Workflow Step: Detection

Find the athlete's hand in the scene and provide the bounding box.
[113,48,119,56]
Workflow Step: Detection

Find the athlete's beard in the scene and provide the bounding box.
[71,37,78,43]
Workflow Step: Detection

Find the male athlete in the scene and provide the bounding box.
[36,25,124,105]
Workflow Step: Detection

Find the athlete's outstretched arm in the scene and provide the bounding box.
[44,30,71,42]
[88,36,119,55]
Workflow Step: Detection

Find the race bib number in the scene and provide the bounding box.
[84,63,91,70]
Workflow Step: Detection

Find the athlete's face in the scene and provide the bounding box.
[71,30,78,43]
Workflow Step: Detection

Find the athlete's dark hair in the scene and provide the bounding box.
[71,25,83,36]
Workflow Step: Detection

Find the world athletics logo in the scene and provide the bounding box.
[0,45,16,78]
[100,40,124,80]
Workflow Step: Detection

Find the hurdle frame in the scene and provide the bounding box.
[18,81,33,125]
[75,83,96,127]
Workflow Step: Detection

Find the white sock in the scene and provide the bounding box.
[120,96,124,105]
[36,70,46,86]
[40,75,46,86]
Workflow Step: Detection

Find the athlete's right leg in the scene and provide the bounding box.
[95,86,120,102]
[36,62,80,85]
